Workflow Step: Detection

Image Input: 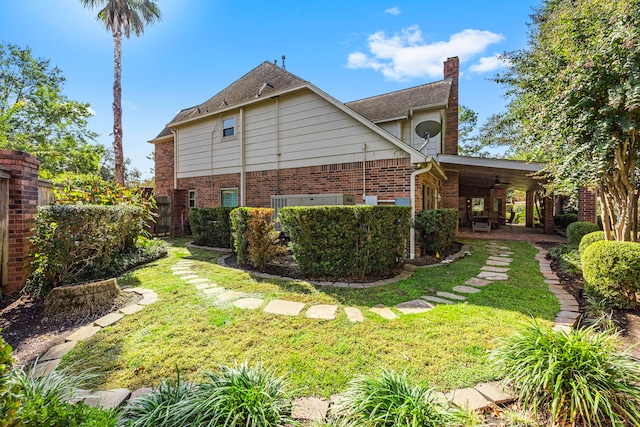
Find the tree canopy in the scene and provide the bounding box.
[496,0,640,240]
[0,43,104,179]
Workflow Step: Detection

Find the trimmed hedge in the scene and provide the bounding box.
[190,207,234,248]
[582,240,640,308]
[566,221,600,246]
[30,205,146,288]
[578,231,605,256]
[414,209,457,255]
[554,213,579,229]
[278,206,411,279]
[230,207,251,267]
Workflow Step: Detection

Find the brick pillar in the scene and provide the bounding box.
[0,150,40,295]
[443,57,459,155]
[578,187,597,223]
[543,195,555,234]
[171,189,188,237]
[525,190,535,228]
[441,170,459,209]
[154,140,174,197]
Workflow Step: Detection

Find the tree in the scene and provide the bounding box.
[80,0,161,185]
[496,0,640,241]
[0,43,104,178]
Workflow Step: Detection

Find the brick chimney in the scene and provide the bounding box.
[443,57,459,155]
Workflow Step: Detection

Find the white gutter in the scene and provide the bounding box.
[171,129,178,190]
[410,163,433,259]
[239,107,246,206]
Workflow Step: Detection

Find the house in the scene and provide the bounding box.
[151,57,568,256]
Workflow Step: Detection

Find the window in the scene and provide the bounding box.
[221,188,238,207]
[472,198,485,216]
[188,190,196,208]
[422,185,435,210]
[222,117,235,137]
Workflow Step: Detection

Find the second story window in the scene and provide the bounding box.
[222,117,235,137]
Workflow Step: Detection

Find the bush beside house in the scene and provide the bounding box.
[414,208,457,255]
[566,221,600,246]
[189,207,234,248]
[230,207,283,270]
[278,206,410,280]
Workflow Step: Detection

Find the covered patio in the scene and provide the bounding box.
[438,155,556,235]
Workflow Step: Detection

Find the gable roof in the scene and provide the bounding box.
[345,80,452,123]
[156,62,307,134]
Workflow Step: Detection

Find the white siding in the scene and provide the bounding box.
[411,111,442,156]
[176,89,409,178]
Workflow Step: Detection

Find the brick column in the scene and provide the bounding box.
[441,170,459,209]
[543,195,555,234]
[525,190,535,228]
[0,150,40,295]
[578,187,597,223]
[171,189,188,237]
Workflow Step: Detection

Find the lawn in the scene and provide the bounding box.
[61,238,557,397]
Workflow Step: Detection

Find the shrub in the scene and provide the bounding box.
[553,213,579,229]
[491,321,640,426]
[278,206,411,279]
[230,207,251,267]
[29,205,148,289]
[189,207,234,248]
[548,244,581,276]
[414,209,457,255]
[119,371,193,427]
[566,220,600,246]
[335,370,467,427]
[177,363,295,427]
[582,240,640,308]
[246,208,285,271]
[0,332,20,426]
[578,230,605,256]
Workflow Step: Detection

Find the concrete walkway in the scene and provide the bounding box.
[35,239,580,417]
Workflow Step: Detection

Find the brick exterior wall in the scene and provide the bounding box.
[443,57,459,155]
[543,195,555,233]
[578,187,597,223]
[441,169,459,209]
[154,140,174,197]
[525,190,535,227]
[0,150,40,295]
[164,157,443,237]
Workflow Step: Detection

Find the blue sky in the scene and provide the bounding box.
[0,0,540,180]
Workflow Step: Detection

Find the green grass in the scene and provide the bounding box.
[61,238,557,397]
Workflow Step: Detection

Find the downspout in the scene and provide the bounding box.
[240,107,246,206]
[275,97,280,195]
[410,163,433,259]
[171,129,178,190]
[362,143,367,201]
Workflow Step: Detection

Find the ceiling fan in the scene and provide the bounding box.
[490,176,511,189]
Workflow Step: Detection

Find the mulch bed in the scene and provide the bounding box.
[0,290,139,368]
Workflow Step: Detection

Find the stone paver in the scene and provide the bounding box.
[119,304,145,315]
[486,259,511,267]
[445,387,492,411]
[138,295,159,306]
[477,271,509,281]
[480,266,509,273]
[41,341,76,361]
[84,389,131,409]
[195,283,215,290]
[421,295,454,304]
[395,299,434,315]
[545,279,561,285]
[489,256,513,263]
[203,287,225,295]
[474,381,516,405]
[233,297,264,309]
[125,287,155,294]
[291,397,330,421]
[306,304,339,320]
[344,306,364,322]
[465,277,493,287]
[94,312,124,328]
[436,291,467,301]
[217,290,244,301]
[187,278,210,284]
[178,274,199,280]
[370,305,398,320]
[452,285,482,294]
[66,325,101,342]
[33,358,61,377]
[264,300,306,316]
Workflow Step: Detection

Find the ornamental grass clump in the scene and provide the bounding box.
[491,321,640,426]
[335,369,467,427]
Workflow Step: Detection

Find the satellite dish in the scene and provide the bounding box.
[414,120,442,153]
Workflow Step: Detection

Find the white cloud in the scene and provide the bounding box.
[469,54,509,73]
[384,6,401,15]
[346,25,505,81]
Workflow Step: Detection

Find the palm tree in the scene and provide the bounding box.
[80,0,161,185]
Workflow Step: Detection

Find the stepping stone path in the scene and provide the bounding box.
[34,242,580,417]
